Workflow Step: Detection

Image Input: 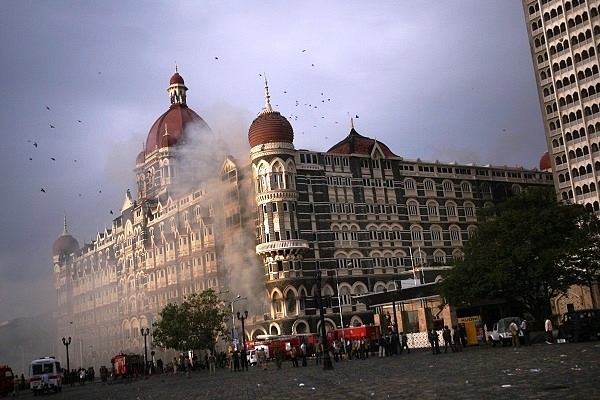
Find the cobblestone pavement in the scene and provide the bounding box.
[18,341,600,399]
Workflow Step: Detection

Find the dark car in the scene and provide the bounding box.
[559,309,600,342]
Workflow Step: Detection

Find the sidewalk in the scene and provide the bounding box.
[40,341,600,399]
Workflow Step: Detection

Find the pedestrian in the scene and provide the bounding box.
[509,319,519,349]
[459,324,467,347]
[520,319,530,346]
[12,374,19,397]
[429,329,440,354]
[400,332,410,354]
[300,342,307,366]
[208,352,216,376]
[274,348,283,370]
[545,317,553,344]
[315,341,323,365]
[41,373,50,395]
[442,326,453,353]
[452,326,462,352]
[79,368,86,386]
[290,346,299,367]
[378,335,386,357]
[257,347,267,370]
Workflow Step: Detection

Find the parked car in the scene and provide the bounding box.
[559,309,600,342]
[488,317,524,347]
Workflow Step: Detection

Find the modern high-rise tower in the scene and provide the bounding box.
[522,0,600,210]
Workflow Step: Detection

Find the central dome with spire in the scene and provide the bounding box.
[327,120,398,157]
[248,77,294,148]
[141,67,211,158]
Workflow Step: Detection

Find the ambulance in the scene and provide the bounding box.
[29,356,62,395]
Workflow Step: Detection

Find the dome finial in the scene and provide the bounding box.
[262,74,273,114]
[348,112,355,130]
[63,213,69,235]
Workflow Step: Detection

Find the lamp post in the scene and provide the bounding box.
[140,328,150,374]
[316,269,333,370]
[236,310,248,371]
[231,295,246,349]
[62,337,71,374]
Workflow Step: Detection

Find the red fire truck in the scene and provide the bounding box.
[110,353,144,379]
[247,334,318,360]
[326,325,381,345]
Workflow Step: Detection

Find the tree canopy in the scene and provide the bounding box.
[439,186,600,328]
[151,289,229,352]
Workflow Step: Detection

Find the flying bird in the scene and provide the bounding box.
[29,157,32,161]
[78,120,82,123]
[302,49,306,52]
[50,125,55,128]
[214,57,219,60]
[33,142,37,148]
[110,210,113,214]
[46,106,50,110]
[51,158,55,161]
[74,160,77,162]
[356,115,359,118]
[40,188,46,193]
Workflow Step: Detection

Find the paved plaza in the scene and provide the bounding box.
[18,341,600,399]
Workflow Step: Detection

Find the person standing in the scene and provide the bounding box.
[452,326,462,352]
[290,346,298,368]
[315,341,323,365]
[300,342,307,367]
[509,319,519,349]
[545,317,554,344]
[12,375,19,397]
[208,352,216,376]
[520,319,530,346]
[429,329,440,354]
[442,326,453,353]
[400,332,410,354]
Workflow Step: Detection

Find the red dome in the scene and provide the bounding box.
[248,111,294,148]
[539,151,551,171]
[328,128,398,157]
[53,233,79,257]
[170,72,185,85]
[145,105,210,154]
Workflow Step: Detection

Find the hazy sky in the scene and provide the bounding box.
[0,1,546,322]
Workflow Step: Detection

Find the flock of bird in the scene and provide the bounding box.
[30,50,360,215]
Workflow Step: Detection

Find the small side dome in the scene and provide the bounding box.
[539,151,551,171]
[136,150,145,165]
[248,111,294,148]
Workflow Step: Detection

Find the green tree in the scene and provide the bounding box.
[439,186,600,328]
[152,289,229,352]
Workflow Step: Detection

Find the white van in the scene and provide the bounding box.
[488,317,524,347]
[29,356,62,395]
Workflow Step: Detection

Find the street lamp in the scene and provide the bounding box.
[231,295,247,349]
[62,337,71,374]
[236,310,248,371]
[140,328,150,374]
[316,269,333,370]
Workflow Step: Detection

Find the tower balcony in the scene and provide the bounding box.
[256,239,309,257]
